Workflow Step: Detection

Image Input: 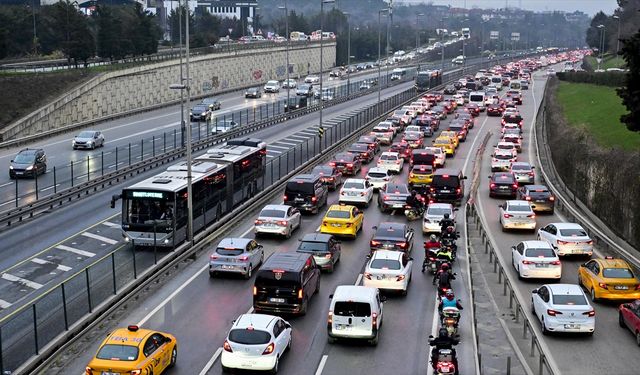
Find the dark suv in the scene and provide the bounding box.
[347,143,374,164]
[253,252,321,315]
[369,222,414,254]
[329,152,361,176]
[296,233,341,273]
[284,174,329,214]
[516,184,555,213]
[488,172,518,198]
[378,183,411,213]
[10,148,47,179]
[429,169,466,205]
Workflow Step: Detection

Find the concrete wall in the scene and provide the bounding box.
[1,42,336,141]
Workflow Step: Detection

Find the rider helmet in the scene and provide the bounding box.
[447,226,454,233]
[441,263,449,271]
[443,213,450,219]
[411,190,417,197]
[430,234,437,241]
[445,290,455,298]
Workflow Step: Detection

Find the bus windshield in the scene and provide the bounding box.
[123,195,174,230]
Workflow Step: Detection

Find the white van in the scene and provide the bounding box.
[469,91,486,110]
[327,285,385,345]
[490,76,503,91]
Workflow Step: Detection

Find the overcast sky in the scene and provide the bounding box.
[395,0,618,16]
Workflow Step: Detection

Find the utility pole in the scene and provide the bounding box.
[178,0,185,147]
[185,0,193,246]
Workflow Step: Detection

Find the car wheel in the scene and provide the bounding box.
[541,319,549,335]
[169,346,177,368]
[269,356,279,374]
[327,336,336,344]
[531,299,536,314]
[517,266,523,280]
[221,364,232,373]
[209,271,216,278]
[328,262,335,273]
[287,335,292,351]
[245,265,253,280]
[636,331,640,347]
[316,278,320,294]
[285,227,292,239]
[619,312,626,328]
[364,200,370,208]
[300,297,308,316]
[369,334,379,346]
[590,288,598,302]
[260,253,265,265]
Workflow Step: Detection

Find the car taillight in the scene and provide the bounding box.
[328,311,333,324]
[636,284,640,290]
[262,342,275,355]
[329,162,336,166]
[324,253,332,259]
[529,172,535,176]
[456,188,461,194]
[283,195,288,201]
[278,220,288,226]
[522,260,533,265]
[583,310,596,317]
[512,184,519,189]
[255,219,264,225]
[239,256,249,261]
[430,187,435,192]
[527,214,535,218]
[311,196,318,202]
[437,362,455,371]
[396,160,401,164]
[503,213,512,218]
[253,286,257,295]
[347,163,354,168]
[298,288,304,299]
[223,340,233,352]
[598,282,608,290]
[586,240,594,245]
[210,255,218,260]
[551,260,561,265]
[397,242,407,249]
[557,240,569,245]
[345,223,352,228]
[490,183,496,188]
[364,272,372,279]
[547,309,563,316]
[396,275,406,281]
[549,196,555,201]
[409,173,415,178]
[371,240,381,246]
[372,312,378,328]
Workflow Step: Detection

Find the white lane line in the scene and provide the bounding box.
[102,221,120,228]
[0,200,18,207]
[267,155,275,158]
[0,182,12,188]
[268,145,290,150]
[315,225,321,232]
[0,299,12,309]
[40,184,61,192]
[247,307,255,314]
[2,273,43,289]
[56,245,96,257]
[426,295,441,375]
[299,130,319,136]
[267,151,283,155]
[198,347,223,375]
[31,258,72,272]
[275,141,300,146]
[82,232,119,245]
[354,273,363,286]
[314,355,329,375]
[288,135,309,141]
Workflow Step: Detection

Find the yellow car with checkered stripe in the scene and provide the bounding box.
[320,204,364,238]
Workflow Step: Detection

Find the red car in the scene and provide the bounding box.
[487,104,504,117]
[389,142,411,161]
[619,300,640,342]
[466,103,481,116]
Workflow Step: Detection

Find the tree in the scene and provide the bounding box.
[192,9,220,47]
[168,5,195,46]
[586,11,610,51]
[39,1,94,66]
[616,28,640,131]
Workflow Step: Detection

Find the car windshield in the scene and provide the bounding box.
[427,207,450,216]
[327,210,351,219]
[375,227,404,239]
[343,181,364,189]
[77,131,95,138]
[334,302,371,317]
[507,205,531,212]
[297,241,328,253]
[259,209,285,218]
[368,172,387,178]
[559,228,588,237]
[228,329,271,345]
[14,153,35,163]
[299,84,310,90]
[216,247,244,256]
[96,344,139,361]
[603,268,635,278]
[380,154,397,161]
[525,248,555,257]
[512,165,530,171]
[495,154,513,160]
[370,259,401,270]
[553,294,587,305]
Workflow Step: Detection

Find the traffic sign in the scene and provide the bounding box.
[318,127,325,138]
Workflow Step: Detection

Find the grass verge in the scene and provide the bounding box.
[556,81,640,151]
[585,54,626,70]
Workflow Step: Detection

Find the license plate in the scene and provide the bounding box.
[332,223,342,227]
[441,190,451,193]
[614,285,629,290]
[336,324,351,331]
[270,298,285,303]
[102,372,120,375]
[222,265,235,269]
[392,204,404,208]
[535,199,546,202]
[564,324,580,329]
[535,263,549,268]
[294,198,304,203]
[377,275,384,280]
[383,244,394,248]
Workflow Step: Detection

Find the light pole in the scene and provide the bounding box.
[344,12,351,96]
[597,24,605,71]
[613,15,620,55]
[377,8,389,104]
[31,0,37,55]
[415,13,424,51]
[319,0,335,150]
[278,2,290,111]
[178,0,185,147]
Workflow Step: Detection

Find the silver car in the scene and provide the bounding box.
[209,238,264,279]
[510,162,535,184]
[254,204,301,238]
[422,203,455,234]
[72,130,105,150]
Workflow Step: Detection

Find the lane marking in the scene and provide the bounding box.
[354,273,363,286]
[81,232,119,245]
[247,307,254,314]
[0,299,12,309]
[102,221,120,228]
[2,273,43,289]
[267,150,283,154]
[197,347,223,375]
[268,145,290,150]
[274,141,299,146]
[426,295,441,375]
[0,200,18,207]
[314,355,329,375]
[0,182,12,188]
[56,245,96,257]
[31,258,72,272]
[287,135,309,141]
[41,184,61,192]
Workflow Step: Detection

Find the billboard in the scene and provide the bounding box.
[511,32,520,41]
[490,31,499,40]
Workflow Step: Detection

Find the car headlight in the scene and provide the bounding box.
[26,165,33,171]
[87,140,93,145]
[72,140,76,145]
[9,165,13,170]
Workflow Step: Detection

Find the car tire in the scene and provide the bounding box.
[636,331,640,347]
[590,288,598,303]
[316,278,320,294]
[327,336,336,344]
[209,271,216,278]
[541,319,549,335]
[269,356,279,374]
[531,300,536,314]
[364,200,370,208]
[619,312,626,328]
[285,227,292,239]
[169,346,177,368]
[221,364,232,373]
[517,266,523,280]
[328,262,335,273]
[245,265,253,280]
[300,297,308,316]
[369,334,379,346]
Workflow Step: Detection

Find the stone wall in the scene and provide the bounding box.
[1,42,336,141]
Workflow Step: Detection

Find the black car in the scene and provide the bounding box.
[356,135,381,154]
[488,172,518,198]
[429,169,466,205]
[453,81,463,90]
[253,252,321,315]
[284,96,308,112]
[190,104,209,122]
[311,165,343,191]
[369,222,415,254]
[9,148,47,179]
[443,85,457,95]
[516,184,555,213]
[201,97,221,110]
[284,174,329,214]
[296,233,341,273]
[329,152,361,176]
[378,183,411,213]
[347,143,375,164]
[245,87,263,98]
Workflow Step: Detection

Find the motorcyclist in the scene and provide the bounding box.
[435,246,454,263]
[429,327,459,373]
[441,226,459,257]
[433,262,455,290]
[439,289,464,314]
[439,213,455,234]
[406,190,424,210]
[206,104,216,122]
[422,234,442,272]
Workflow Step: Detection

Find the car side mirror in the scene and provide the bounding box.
[372,226,378,230]
[580,263,587,267]
[531,166,535,169]
[10,160,13,163]
[409,257,414,261]
[258,245,264,249]
[532,289,538,294]
[498,204,504,209]
[298,238,302,242]
[429,335,434,339]
[488,176,492,179]
[462,176,467,179]
[380,296,387,302]
[328,294,334,299]
[511,246,516,250]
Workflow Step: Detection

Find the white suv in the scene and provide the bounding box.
[263,80,281,93]
[365,167,391,191]
[339,178,374,207]
[377,152,403,174]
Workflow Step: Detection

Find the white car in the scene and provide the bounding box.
[263,80,281,93]
[221,314,292,373]
[282,79,297,89]
[491,149,517,172]
[404,125,422,134]
[304,75,320,84]
[424,147,446,167]
[531,284,595,335]
[511,240,561,279]
[495,141,518,157]
[422,203,455,234]
[339,178,374,207]
[370,128,394,145]
[254,204,302,238]
[377,152,403,174]
[499,200,536,232]
[453,94,465,106]
[363,250,413,295]
[365,167,391,191]
[377,121,397,135]
[501,123,521,136]
[537,222,594,257]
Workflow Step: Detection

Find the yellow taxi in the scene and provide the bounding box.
[433,136,456,156]
[578,257,640,301]
[408,164,434,189]
[321,204,364,238]
[439,131,460,148]
[86,325,177,375]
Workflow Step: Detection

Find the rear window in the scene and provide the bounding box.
[297,241,328,253]
[385,184,409,194]
[228,329,271,345]
[96,344,139,361]
[427,207,451,216]
[553,294,587,305]
[380,154,398,160]
[334,301,371,317]
[313,166,334,175]
[327,210,350,219]
[511,164,530,171]
[259,209,285,218]
[525,248,556,257]
[470,94,484,102]
[343,181,364,189]
[374,227,404,239]
[528,189,550,198]
[603,268,634,279]
[495,154,514,160]
[216,247,245,256]
[370,259,401,270]
[255,273,299,288]
[368,172,388,178]
[432,175,460,188]
[505,116,522,123]
[559,229,588,237]
[286,181,314,195]
[507,205,531,212]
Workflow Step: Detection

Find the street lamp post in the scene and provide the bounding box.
[415,13,424,51]
[178,0,185,147]
[31,0,37,55]
[278,1,290,112]
[613,15,620,55]
[184,2,193,246]
[319,0,335,150]
[597,24,605,71]
[344,12,351,96]
[377,8,388,104]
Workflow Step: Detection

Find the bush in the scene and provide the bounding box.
[556,71,626,87]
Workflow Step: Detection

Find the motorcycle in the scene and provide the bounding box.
[422,247,439,274]
[440,307,461,338]
[404,205,424,221]
[441,239,458,260]
[434,349,457,375]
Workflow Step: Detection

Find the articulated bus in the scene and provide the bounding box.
[115,138,266,248]
[415,70,442,92]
